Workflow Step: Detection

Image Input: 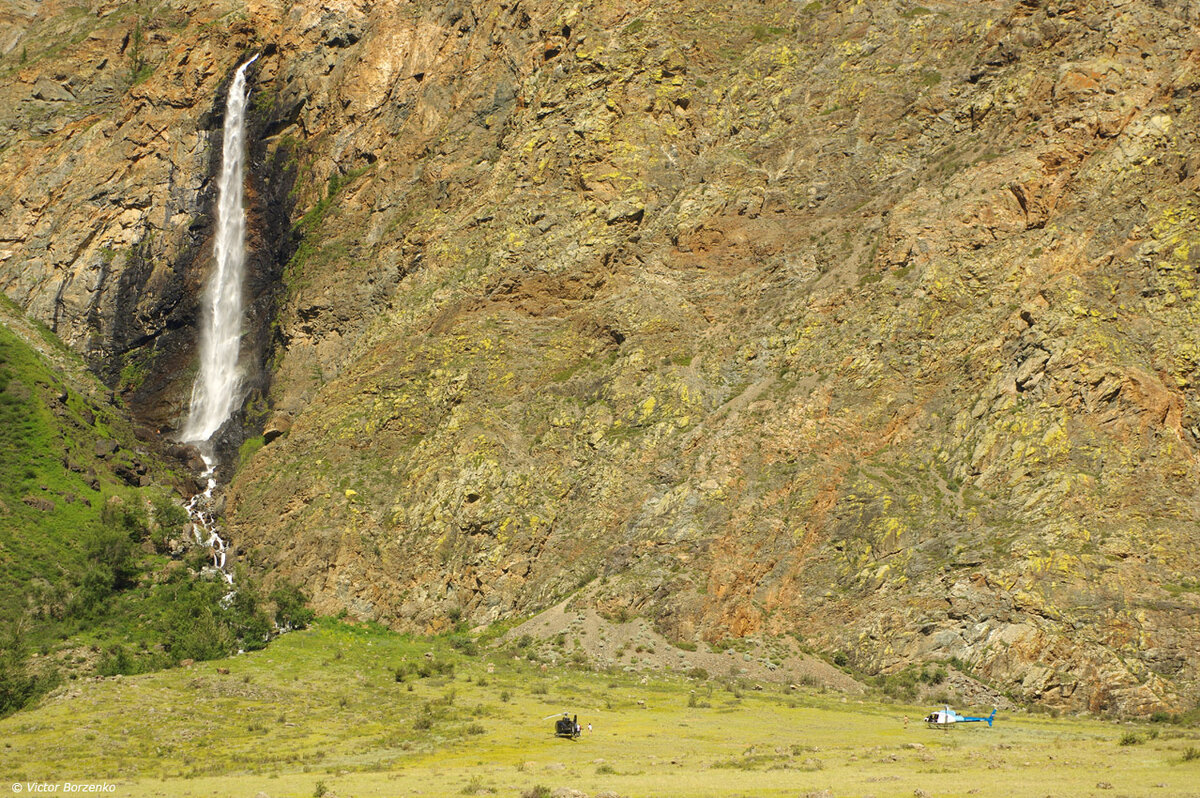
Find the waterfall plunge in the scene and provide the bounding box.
[183,54,259,452]
[183,55,258,585]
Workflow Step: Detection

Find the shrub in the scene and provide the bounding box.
[0,660,46,716]
[166,604,232,661]
[876,668,920,701]
[226,579,273,651]
[96,644,136,677]
[920,664,948,685]
[148,494,188,553]
[79,521,139,598]
[0,624,58,717]
[269,581,315,630]
[447,634,478,656]
[100,498,149,540]
[946,656,973,675]
[154,579,271,663]
[461,775,487,794]
[1118,731,1142,746]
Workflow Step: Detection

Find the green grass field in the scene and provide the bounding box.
[2,620,1197,798]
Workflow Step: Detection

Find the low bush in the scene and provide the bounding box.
[270,580,315,630]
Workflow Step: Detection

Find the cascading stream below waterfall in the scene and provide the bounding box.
[182,54,258,585]
[186,471,231,584]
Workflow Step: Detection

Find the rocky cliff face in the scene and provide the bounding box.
[3,0,1200,715]
[0,0,293,454]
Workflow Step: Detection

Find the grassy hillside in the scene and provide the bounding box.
[0,300,309,714]
[3,619,1198,797]
[0,309,164,591]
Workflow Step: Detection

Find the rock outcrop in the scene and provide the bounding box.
[3,0,1200,715]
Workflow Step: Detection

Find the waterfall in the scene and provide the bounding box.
[182,54,259,585]
[183,54,259,451]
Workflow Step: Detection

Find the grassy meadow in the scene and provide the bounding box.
[1,619,1197,798]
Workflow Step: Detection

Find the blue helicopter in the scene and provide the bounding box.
[923,706,996,729]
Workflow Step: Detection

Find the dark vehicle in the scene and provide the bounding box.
[554,713,580,739]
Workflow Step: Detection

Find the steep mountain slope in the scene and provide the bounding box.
[0,294,311,714]
[0,293,177,610]
[0,293,178,711]
[2,0,1199,715]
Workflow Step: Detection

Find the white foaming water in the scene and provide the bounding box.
[182,55,258,586]
[183,54,259,448]
[186,458,233,585]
